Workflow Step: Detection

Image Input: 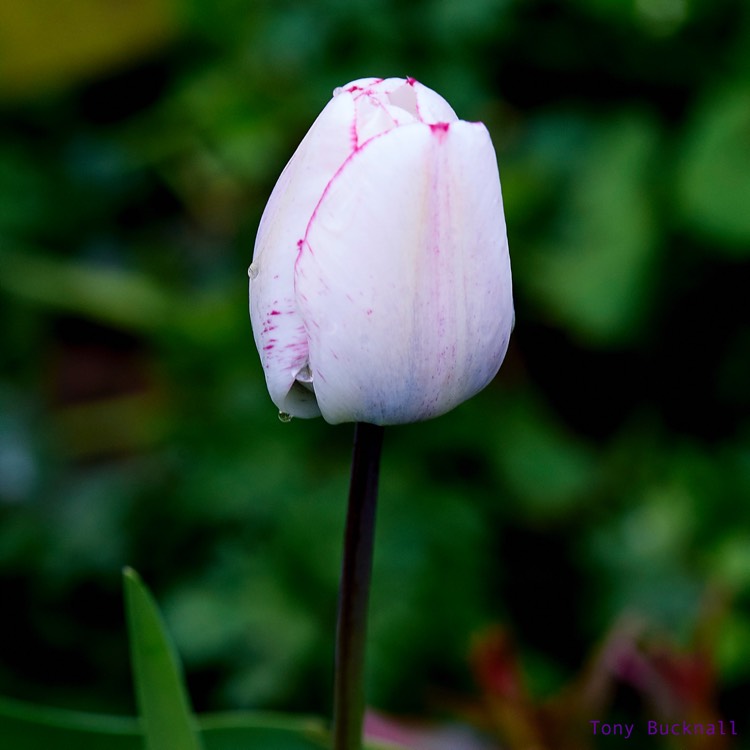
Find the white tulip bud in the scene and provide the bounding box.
[250,77,513,425]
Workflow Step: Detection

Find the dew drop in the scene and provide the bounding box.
[248,263,259,280]
[278,411,293,423]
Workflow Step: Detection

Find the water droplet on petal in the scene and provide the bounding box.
[278,411,293,423]
[248,263,259,280]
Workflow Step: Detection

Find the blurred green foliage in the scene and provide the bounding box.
[1,0,750,747]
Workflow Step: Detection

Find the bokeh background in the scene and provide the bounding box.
[1,0,749,747]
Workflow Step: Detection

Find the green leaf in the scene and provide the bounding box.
[0,572,409,749]
[526,113,659,344]
[491,390,597,518]
[195,712,330,750]
[124,567,204,750]
[0,696,422,749]
[0,697,337,749]
[677,86,750,252]
[0,696,141,750]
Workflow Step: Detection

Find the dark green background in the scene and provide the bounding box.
[1,0,749,747]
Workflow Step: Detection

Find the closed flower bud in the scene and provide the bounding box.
[249,77,513,425]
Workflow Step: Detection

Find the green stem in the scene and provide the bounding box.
[332,422,385,750]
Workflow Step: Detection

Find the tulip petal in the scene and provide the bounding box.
[341,77,458,126]
[250,92,361,418]
[295,120,513,425]
[407,78,460,123]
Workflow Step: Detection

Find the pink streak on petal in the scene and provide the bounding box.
[430,122,450,142]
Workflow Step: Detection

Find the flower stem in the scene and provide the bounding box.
[333,422,385,750]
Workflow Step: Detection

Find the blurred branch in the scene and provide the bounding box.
[0,246,241,346]
[0,246,173,332]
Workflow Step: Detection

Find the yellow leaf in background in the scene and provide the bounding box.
[0,0,178,98]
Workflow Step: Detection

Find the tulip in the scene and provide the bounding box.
[249,76,513,425]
